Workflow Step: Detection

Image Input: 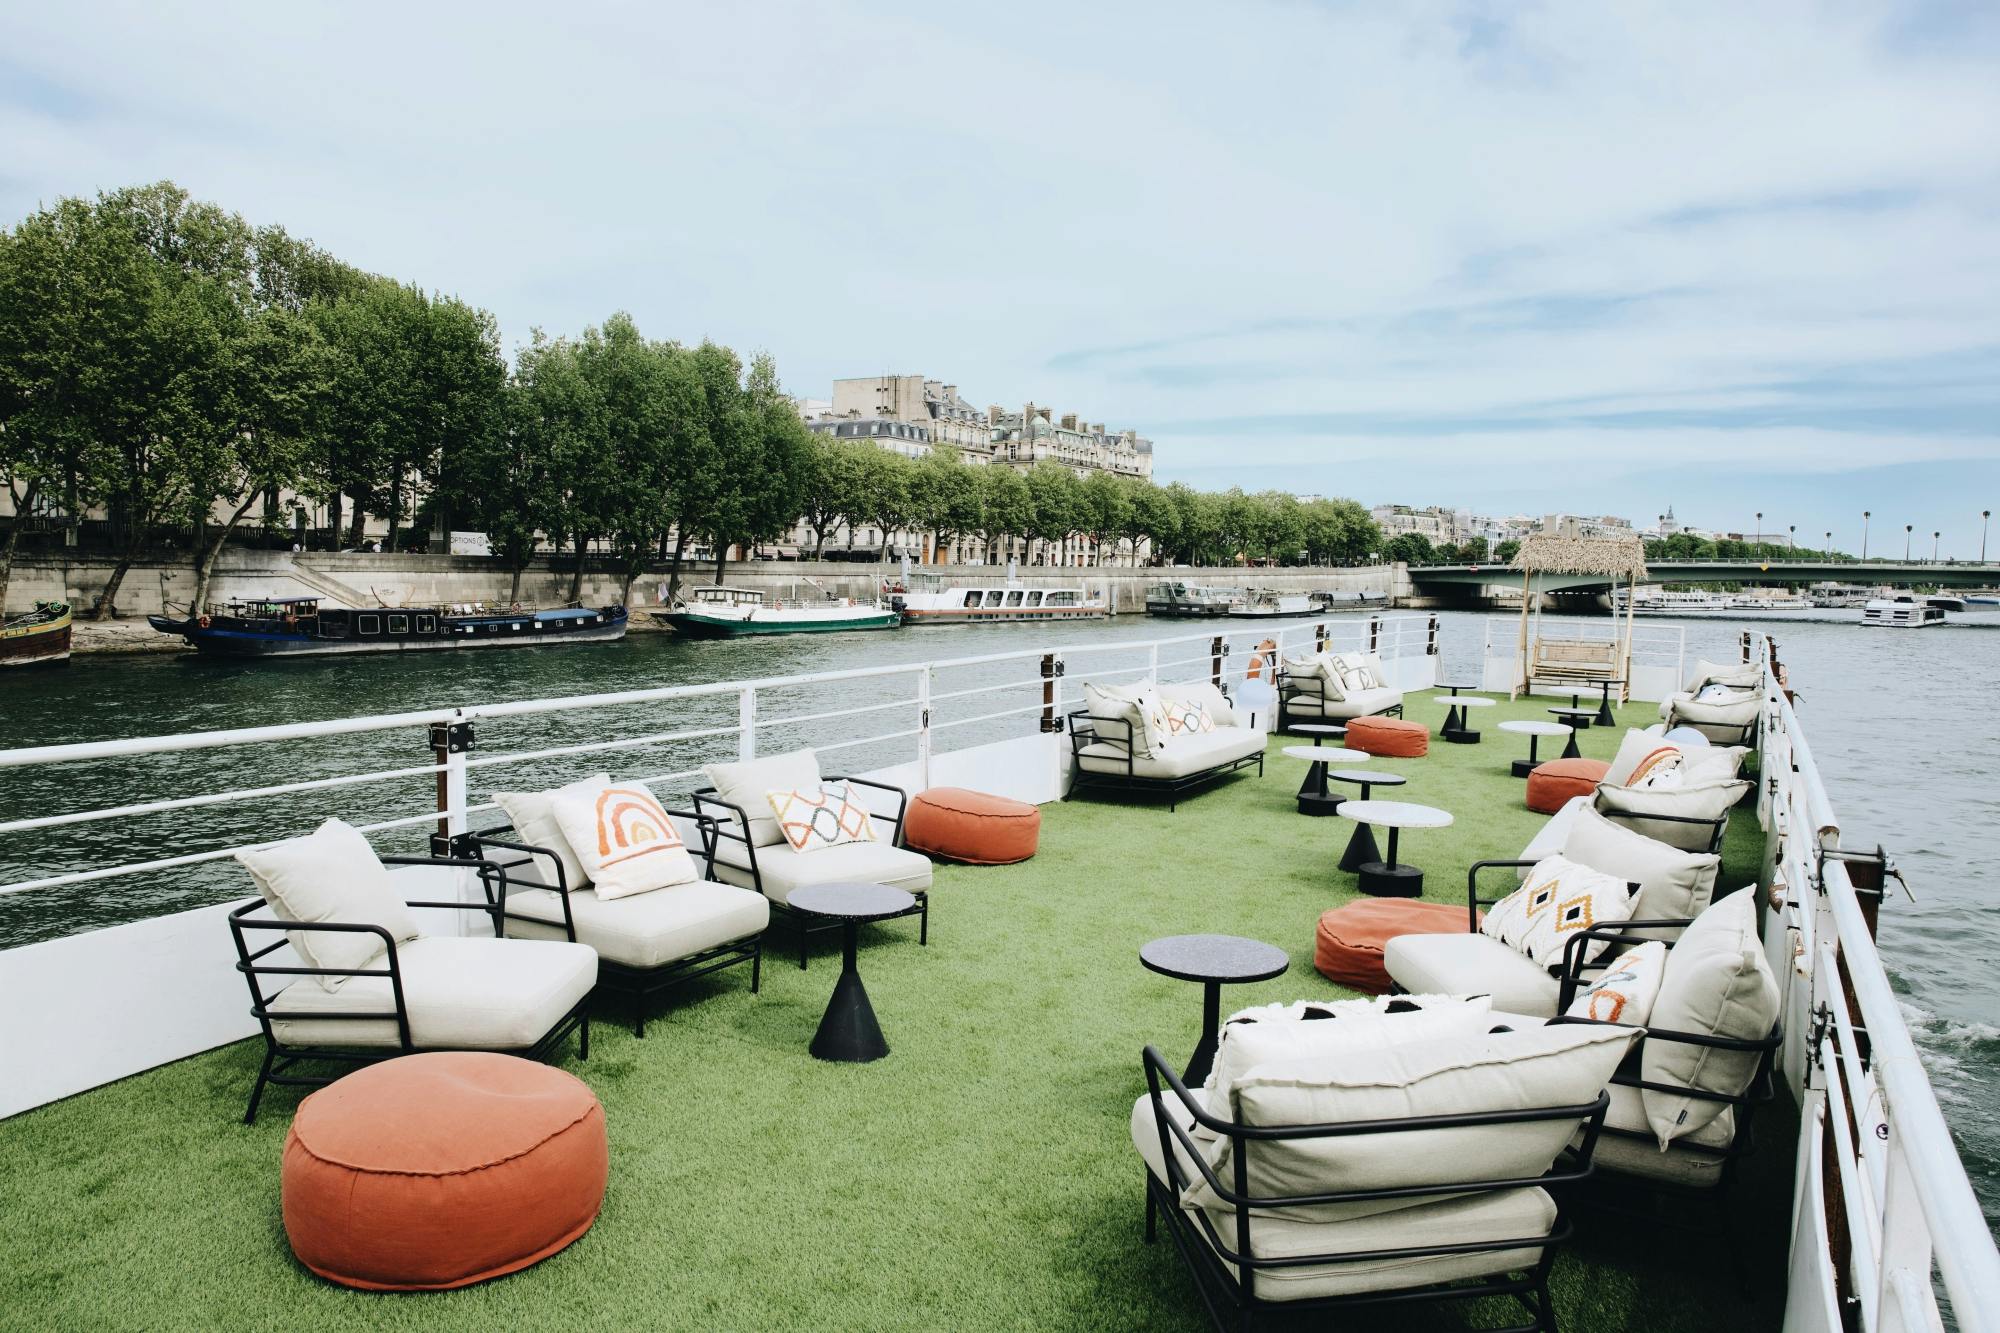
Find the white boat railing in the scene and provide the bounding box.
[1755,635,2000,1333]
[0,615,1438,911]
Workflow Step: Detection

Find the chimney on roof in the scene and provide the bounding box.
[1060,413,1077,430]
[1036,406,1051,422]
[988,404,1002,422]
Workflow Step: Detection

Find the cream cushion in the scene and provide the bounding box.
[765,781,879,852]
[1685,658,1762,691]
[1130,1089,1558,1299]
[1560,801,1721,932]
[236,819,421,993]
[1190,1023,1637,1220]
[1594,776,1749,852]
[266,936,596,1048]
[491,774,607,890]
[504,879,768,968]
[1643,888,1778,1146]
[1481,855,1637,971]
[1605,729,1749,789]
[1157,680,1237,728]
[1518,795,1589,871]
[1564,941,1667,1025]
[1666,695,1761,743]
[1282,652,1345,702]
[1084,682,1172,756]
[1284,686,1402,722]
[713,837,932,905]
[703,749,823,847]
[549,777,700,900]
[1074,726,1264,779]
[1589,1083,1736,1186]
[1383,933,1564,1016]
[1200,995,1494,1122]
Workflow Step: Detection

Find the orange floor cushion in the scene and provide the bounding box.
[904,786,1040,864]
[283,1052,607,1291]
[1525,758,1611,814]
[1345,714,1429,758]
[1315,898,1477,993]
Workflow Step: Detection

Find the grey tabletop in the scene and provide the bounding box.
[1140,934,1289,985]
[1329,769,1405,786]
[1292,723,1346,735]
[788,881,918,922]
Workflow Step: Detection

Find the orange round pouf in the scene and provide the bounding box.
[1315,899,1478,993]
[1525,758,1611,814]
[1345,715,1429,758]
[904,787,1040,864]
[282,1053,607,1292]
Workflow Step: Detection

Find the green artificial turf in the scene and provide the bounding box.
[0,694,1786,1332]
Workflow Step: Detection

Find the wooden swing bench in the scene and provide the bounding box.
[1523,637,1623,696]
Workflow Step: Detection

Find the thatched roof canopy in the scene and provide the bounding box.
[1508,532,1648,579]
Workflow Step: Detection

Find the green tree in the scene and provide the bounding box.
[469,379,560,605]
[1120,477,1169,566]
[856,448,916,564]
[799,438,869,559]
[908,447,981,563]
[1077,470,1130,566]
[704,351,812,582]
[1495,538,1522,563]
[1383,532,1435,565]
[1024,462,1082,565]
[512,329,601,602]
[974,464,1032,565]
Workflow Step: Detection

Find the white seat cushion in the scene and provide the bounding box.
[1156,680,1237,728]
[1584,1082,1735,1187]
[267,936,597,1049]
[701,749,823,847]
[1131,1090,1555,1301]
[1383,933,1563,1016]
[1286,686,1402,721]
[504,880,768,969]
[713,838,933,905]
[1075,726,1264,780]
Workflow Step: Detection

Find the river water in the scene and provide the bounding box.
[2,606,1995,1225]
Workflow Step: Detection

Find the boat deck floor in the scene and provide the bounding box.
[0,694,1788,1330]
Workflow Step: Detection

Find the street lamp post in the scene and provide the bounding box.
[1933,531,1941,563]
[1905,524,1913,561]
[1755,512,1762,546]
[1788,524,1795,551]
[1862,511,1871,561]
[1824,530,1832,559]
[1983,510,1991,563]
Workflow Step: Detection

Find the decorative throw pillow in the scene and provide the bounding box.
[1160,697,1215,736]
[1593,777,1750,853]
[1559,801,1720,933]
[1481,854,1638,972]
[1642,888,1779,1147]
[1157,680,1235,728]
[703,749,822,847]
[491,773,610,890]
[1086,682,1171,756]
[1565,940,1667,1025]
[1201,994,1494,1128]
[1626,746,1684,788]
[1330,653,1373,693]
[549,778,700,900]
[236,818,421,993]
[1356,653,1390,689]
[766,781,878,852]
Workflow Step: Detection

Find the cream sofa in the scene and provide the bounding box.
[1656,658,1763,744]
[1275,650,1403,731]
[1068,679,1265,811]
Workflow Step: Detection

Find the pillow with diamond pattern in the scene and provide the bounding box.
[1160,696,1215,737]
[1481,854,1638,972]
[766,781,879,853]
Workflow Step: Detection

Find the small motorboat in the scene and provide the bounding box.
[0,600,72,667]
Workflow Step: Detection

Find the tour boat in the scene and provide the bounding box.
[654,584,899,637]
[0,599,72,667]
[890,576,1107,623]
[1861,595,1946,628]
[146,596,628,656]
[1226,588,1313,618]
[1145,581,1241,617]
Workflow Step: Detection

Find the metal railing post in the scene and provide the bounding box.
[1368,615,1380,654]
[1039,652,1062,732]
[1314,622,1327,653]
[427,718,473,858]
[738,686,757,761]
[1426,614,1439,656]
[917,666,933,789]
[1210,635,1225,688]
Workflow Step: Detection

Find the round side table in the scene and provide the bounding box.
[1282,744,1368,816]
[1498,720,1573,778]
[1593,678,1626,727]
[1433,693,1496,744]
[1327,770,1408,870]
[1546,708,1595,756]
[1334,800,1453,897]
[789,882,917,1063]
[1140,934,1290,1085]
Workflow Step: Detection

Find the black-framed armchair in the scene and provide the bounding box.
[228,853,595,1125]
[464,806,768,1037]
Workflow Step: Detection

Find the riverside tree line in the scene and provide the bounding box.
[0,182,1385,619]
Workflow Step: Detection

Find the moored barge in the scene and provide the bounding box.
[146,596,627,656]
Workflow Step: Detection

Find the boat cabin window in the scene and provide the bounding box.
[387,614,409,634]
[1026,591,1044,607]
[357,614,381,636]
[962,591,984,608]
[415,615,436,634]
[1047,591,1076,606]
[1005,590,1024,607]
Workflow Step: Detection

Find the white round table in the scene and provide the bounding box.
[1334,800,1454,896]
[1428,693,1496,745]
[1281,744,1368,816]
[1498,719,1573,778]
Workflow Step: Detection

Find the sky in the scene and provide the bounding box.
[3,1,1998,555]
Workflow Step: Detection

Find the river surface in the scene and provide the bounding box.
[2,605,1996,1226]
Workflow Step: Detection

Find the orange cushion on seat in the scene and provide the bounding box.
[1314,899,1477,993]
[1346,715,1429,758]
[904,787,1040,864]
[283,1053,607,1291]
[1525,758,1610,814]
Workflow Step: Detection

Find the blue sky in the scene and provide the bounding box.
[3,1,1997,553]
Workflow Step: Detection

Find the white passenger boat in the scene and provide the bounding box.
[653,583,899,636]
[1145,581,1240,617]
[1226,588,1313,618]
[889,574,1107,623]
[1861,595,1946,628]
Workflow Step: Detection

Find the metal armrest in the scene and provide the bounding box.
[1467,858,1538,929]
[1555,919,1692,1008]
[692,790,760,880]
[825,775,908,842]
